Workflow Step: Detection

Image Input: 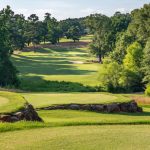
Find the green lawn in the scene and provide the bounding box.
[38,108,150,125]
[0,91,26,114]
[1,36,149,149]
[12,42,100,92]
[23,92,129,108]
[1,125,150,150]
[22,92,150,125]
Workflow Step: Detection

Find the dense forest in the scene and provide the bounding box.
[0,4,150,95]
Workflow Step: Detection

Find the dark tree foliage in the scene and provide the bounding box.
[127,4,150,45]
[110,12,131,50]
[66,26,81,42]
[59,18,86,38]
[86,14,111,63]
[0,6,19,87]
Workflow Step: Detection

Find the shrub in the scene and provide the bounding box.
[145,85,150,96]
[98,62,124,93]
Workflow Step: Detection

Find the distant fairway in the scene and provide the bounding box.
[1,125,150,150]
[12,39,100,92]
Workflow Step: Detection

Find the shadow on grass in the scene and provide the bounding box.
[19,76,99,92]
[13,54,96,76]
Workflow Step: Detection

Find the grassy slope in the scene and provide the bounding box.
[0,91,26,114]
[23,92,129,108]
[12,41,100,92]
[1,36,149,149]
[1,125,150,150]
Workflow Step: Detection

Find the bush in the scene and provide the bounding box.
[98,62,124,93]
[145,85,150,96]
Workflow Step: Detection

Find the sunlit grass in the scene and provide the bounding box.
[0,91,26,113]
[1,125,150,150]
[23,92,129,108]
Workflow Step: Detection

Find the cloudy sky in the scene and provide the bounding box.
[0,0,149,20]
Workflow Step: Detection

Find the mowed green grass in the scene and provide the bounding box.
[0,91,26,114]
[12,41,100,92]
[23,92,150,125]
[38,108,150,125]
[23,92,130,108]
[1,125,150,150]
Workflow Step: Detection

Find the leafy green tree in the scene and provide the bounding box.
[109,12,131,51]
[0,6,19,87]
[145,84,150,96]
[121,42,144,91]
[123,42,143,71]
[99,62,123,92]
[110,32,133,64]
[87,14,111,63]
[59,18,85,38]
[111,12,131,34]
[47,17,60,44]
[66,26,81,42]
[11,14,26,50]
[142,38,150,84]
[25,14,40,46]
[127,4,150,45]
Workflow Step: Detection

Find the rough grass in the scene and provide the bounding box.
[23,92,130,108]
[0,91,26,114]
[1,125,150,150]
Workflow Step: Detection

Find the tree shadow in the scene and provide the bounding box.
[13,54,96,75]
[19,76,97,92]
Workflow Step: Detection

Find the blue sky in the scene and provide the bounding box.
[0,0,149,20]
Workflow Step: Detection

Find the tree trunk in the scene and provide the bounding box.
[27,42,30,46]
[44,36,46,44]
[98,54,103,64]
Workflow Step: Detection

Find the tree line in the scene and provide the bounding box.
[0,6,86,87]
[0,4,150,95]
[86,4,150,94]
